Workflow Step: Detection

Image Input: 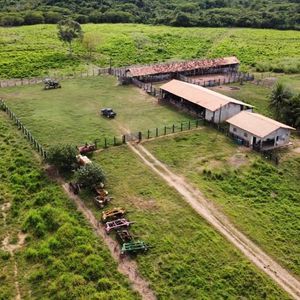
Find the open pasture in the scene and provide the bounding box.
[0,75,192,148]
[1,24,300,78]
[144,129,300,277]
[79,145,289,299]
[0,112,138,300]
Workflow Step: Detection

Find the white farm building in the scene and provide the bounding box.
[227,111,295,150]
[160,80,253,123]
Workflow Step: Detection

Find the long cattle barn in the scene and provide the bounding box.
[226,111,295,150]
[125,56,239,82]
[160,79,253,123]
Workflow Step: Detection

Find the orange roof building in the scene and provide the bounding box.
[126,57,239,78]
[160,79,253,123]
[227,111,295,150]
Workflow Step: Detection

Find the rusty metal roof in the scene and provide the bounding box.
[160,79,252,112]
[127,57,239,77]
[226,111,295,138]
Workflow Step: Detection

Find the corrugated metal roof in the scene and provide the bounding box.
[127,57,239,77]
[160,79,252,112]
[226,111,295,138]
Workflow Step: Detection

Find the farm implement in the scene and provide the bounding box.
[120,240,150,256]
[105,218,133,234]
[116,229,133,244]
[78,143,96,154]
[101,207,126,222]
[94,188,112,208]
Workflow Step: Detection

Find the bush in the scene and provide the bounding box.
[46,144,77,171]
[74,163,105,190]
[24,12,45,25]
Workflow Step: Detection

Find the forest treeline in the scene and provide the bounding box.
[0,0,299,29]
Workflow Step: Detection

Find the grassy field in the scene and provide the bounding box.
[0,24,300,78]
[0,75,192,148]
[79,146,290,299]
[144,128,300,277]
[0,111,138,300]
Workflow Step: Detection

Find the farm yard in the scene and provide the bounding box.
[1,22,300,300]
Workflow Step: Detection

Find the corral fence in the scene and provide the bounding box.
[0,67,110,88]
[178,72,254,88]
[0,99,47,158]
[131,78,160,97]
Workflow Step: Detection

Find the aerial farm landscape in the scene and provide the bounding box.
[0,1,300,299]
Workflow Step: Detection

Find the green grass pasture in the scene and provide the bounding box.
[79,145,290,299]
[144,129,300,277]
[0,111,138,299]
[0,75,192,147]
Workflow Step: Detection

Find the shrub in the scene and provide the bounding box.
[46,144,77,171]
[74,163,105,190]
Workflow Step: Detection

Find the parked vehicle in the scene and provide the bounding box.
[101,108,116,118]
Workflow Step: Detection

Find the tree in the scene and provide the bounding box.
[46,144,77,171]
[74,164,105,190]
[269,82,293,119]
[82,33,101,59]
[57,19,83,56]
[24,12,45,25]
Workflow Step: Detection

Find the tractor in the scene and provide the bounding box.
[43,78,61,90]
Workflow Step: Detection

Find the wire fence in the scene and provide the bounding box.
[0,67,110,88]
[0,99,47,158]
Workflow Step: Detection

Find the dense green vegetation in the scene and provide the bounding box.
[0,76,192,147]
[0,112,138,299]
[145,128,300,277]
[81,146,290,299]
[0,0,299,29]
[1,24,300,78]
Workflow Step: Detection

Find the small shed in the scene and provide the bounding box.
[160,80,253,123]
[226,111,295,150]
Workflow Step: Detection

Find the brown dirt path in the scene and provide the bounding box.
[128,142,300,300]
[61,184,156,300]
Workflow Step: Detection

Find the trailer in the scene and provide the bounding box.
[78,143,96,154]
[105,219,133,234]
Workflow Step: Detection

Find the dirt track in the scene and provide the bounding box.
[62,184,156,300]
[128,142,300,300]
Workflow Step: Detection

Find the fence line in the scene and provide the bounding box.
[0,99,47,158]
[178,72,254,87]
[0,68,110,88]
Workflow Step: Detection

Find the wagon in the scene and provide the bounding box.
[116,229,133,244]
[105,218,133,234]
[101,207,126,223]
[121,240,149,255]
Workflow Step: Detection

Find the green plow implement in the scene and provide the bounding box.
[121,240,150,255]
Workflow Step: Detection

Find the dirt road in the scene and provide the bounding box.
[128,142,300,300]
[62,184,156,300]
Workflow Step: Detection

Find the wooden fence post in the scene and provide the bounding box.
[181,123,183,131]
[104,138,107,148]
[147,130,150,139]
[164,126,167,135]
[188,121,191,130]
[156,128,158,137]
[172,124,175,133]
[114,136,116,146]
